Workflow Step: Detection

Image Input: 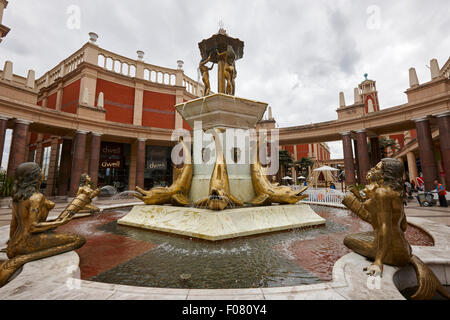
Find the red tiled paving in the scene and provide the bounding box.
[57,211,156,279]
[57,207,434,282]
[276,208,434,281]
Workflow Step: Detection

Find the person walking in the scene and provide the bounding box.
[417,175,424,191]
[434,179,448,207]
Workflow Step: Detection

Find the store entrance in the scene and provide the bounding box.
[144,145,173,189]
[98,142,130,192]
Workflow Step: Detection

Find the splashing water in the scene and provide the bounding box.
[112,190,139,200]
[99,185,118,197]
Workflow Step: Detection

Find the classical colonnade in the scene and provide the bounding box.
[340,111,450,191]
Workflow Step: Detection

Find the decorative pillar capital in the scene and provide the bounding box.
[413,116,430,123]
[340,131,352,136]
[355,129,367,134]
[15,119,31,125]
[91,132,102,137]
[434,111,450,119]
[76,129,89,135]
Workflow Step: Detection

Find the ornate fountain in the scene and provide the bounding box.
[117,29,326,240]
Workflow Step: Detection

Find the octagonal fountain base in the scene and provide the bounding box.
[117,203,326,241]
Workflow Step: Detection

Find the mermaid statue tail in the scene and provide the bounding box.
[0,235,85,288]
[57,188,100,220]
[409,255,450,300]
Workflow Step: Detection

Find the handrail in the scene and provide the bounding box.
[35,43,204,94]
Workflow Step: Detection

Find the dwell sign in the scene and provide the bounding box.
[100,142,123,169]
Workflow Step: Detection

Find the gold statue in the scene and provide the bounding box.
[216,46,236,95]
[250,140,308,206]
[199,53,214,96]
[58,174,100,220]
[0,162,85,287]
[134,137,192,206]
[195,128,243,210]
[342,158,450,300]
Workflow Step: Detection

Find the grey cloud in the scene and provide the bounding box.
[1,0,448,159]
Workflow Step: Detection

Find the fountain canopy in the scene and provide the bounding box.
[198,28,244,64]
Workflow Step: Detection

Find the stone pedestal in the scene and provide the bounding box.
[118,204,326,241]
[176,94,268,203]
[175,93,268,131]
[189,127,256,203]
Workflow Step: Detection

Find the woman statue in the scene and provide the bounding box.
[199,53,214,96]
[58,174,100,220]
[342,158,449,300]
[0,162,85,287]
[216,46,236,95]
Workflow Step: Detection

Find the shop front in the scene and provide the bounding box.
[98,142,131,191]
[144,145,173,189]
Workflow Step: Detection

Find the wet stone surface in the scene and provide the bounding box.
[57,205,433,289]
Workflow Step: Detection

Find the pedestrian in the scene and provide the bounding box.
[404,181,412,198]
[434,179,448,207]
[417,175,424,191]
[330,183,336,190]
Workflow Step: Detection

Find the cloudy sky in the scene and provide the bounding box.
[1,0,449,168]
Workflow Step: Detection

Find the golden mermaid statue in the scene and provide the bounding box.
[58,174,100,220]
[342,158,450,300]
[195,128,243,210]
[0,162,85,288]
[216,46,236,95]
[199,53,214,96]
[134,137,193,206]
[250,139,308,206]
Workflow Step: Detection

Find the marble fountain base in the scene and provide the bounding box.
[117,203,326,241]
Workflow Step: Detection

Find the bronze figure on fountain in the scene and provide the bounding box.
[342,158,450,300]
[0,163,88,287]
[198,28,244,96]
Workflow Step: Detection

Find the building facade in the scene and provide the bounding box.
[1,28,204,196]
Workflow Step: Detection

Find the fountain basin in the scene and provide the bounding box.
[117,204,325,241]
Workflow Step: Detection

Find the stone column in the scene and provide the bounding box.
[341,132,356,186]
[88,133,101,187]
[136,138,146,189]
[0,116,8,168]
[406,152,419,184]
[370,136,381,167]
[27,149,35,162]
[436,111,450,188]
[45,136,60,197]
[69,131,87,196]
[353,139,360,184]
[356,130,370,185]
[7,120,30,177]
[128,141,137,191]
[24,131,31,163]
[34,133,44,167]
[58,138,72,196]
[415,117,438,191]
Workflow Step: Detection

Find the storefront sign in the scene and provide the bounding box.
[147,160,166,170]
[101,159,122,168]
[101,143,122,156]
